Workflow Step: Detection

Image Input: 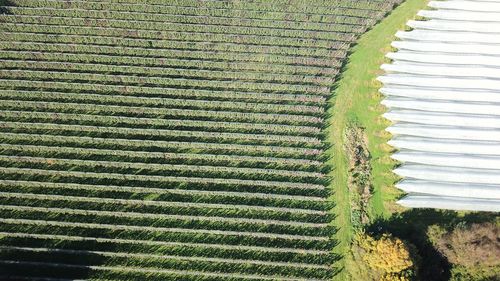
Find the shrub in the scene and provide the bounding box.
[354,232,418,280]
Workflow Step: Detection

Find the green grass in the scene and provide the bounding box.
[327,0,429,278]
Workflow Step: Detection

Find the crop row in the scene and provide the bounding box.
[0,15,356,42]
[0,133,323,160]
[0,33,348,59]
[0,232,334,265]
[0,244,331,279]
[0,259,329,281]
[0,238,330,269]
[0,143,324,172]
[0,39,343,68]
[5,6,365,33]
[0,189,329,219]
[0,89,325,117]
[0,159,326,192]
[0,100,323,127]
[1,23,349,50]
[2,244,323,271]
[0,155,326,184]
[0,70,329,96]
[0,121,323,149]
[0,139,323,172]
[76,0,390,13]
[0,167,328,197]
[0,50,339,78]
[0,193,329,226]
[0,245,331,280]
[6,0,385,21]
[0,79,326,107]
[0,110,322,138]
[0,204,330,238]
[0,59,334,87]
[0,184,330,219]
[0,183,332,218]
[0,191,330,220]
[0,259,323,281]
[0,179,328,211]
[0,215,332,251]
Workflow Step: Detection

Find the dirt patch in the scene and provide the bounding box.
[344,125,372,228]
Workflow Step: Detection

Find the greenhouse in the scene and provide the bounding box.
[379,0,500,212]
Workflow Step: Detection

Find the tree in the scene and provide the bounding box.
[428,222,500,281]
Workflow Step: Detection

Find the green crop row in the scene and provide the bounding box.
[0,190,330,223]
[0,69,329,95]
[0,33,347,59]
[0,133,323,160]
[0,180,329,211]
[0,245,332,280]
[5,6,364,33]
[0,39,342,68]
[0,50,339,78]
[0,167,328,197]
[0,143,324,172]
[0,259,325,281]
[0,121,323,148]
[0,89,325,117]
[0,110,322,138]
[0,155,326,184]
[0,145,326,180]
[0,183,330,215]
[1,23,346,50]
[0,15,355,42]
[0,204,331,241]
[0,232,334,265]
[6,0,382,22]
[127,0,392,11]
[0,192,329,224]
[0,99,323,126]
[87,0,388,14]
[0,77,327,106]
[0,180,333,214]
[0,159,326,193]
[0,59,334,87]
[0,214,332,251]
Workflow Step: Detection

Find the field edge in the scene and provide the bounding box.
[327,0,429,279]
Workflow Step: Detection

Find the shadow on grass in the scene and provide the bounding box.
[0,247,94,280]
[366,209,498,281]
[0,0,13,14]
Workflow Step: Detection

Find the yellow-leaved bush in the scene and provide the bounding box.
[356,232,417,280]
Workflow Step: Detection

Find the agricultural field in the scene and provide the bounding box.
[0,0,403,280]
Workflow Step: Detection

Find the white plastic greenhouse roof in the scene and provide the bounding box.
[378,0,500,212]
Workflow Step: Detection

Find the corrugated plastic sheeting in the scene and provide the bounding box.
[382,97,500,116]
[386,52,500,66]
[397,180,500,200]
[398,195,500,212]
[380,87,500,103]
[379,0,500,211]
[384,110,500,128]
[407,19,500,33]
[392,150,500,170]
[388,137,500,156]
[419,11,500,22]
